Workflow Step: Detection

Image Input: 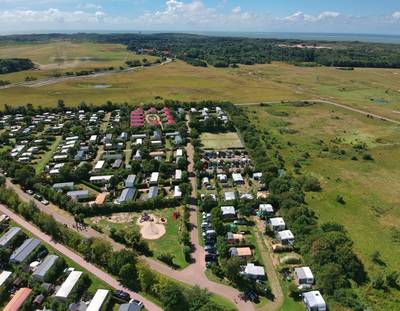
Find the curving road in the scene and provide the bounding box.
[0,203,162,311]
[236,98,400,125]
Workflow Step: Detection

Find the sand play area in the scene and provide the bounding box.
[137,214,167,240]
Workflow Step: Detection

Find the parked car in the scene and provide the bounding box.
[113,290,131,301]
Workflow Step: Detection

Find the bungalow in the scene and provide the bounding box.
[102,152,123,160]
[221,206,236,219]
[55,271,82,300]
[53,182,75,191]
[94,160,105,171]
[230,247,252,259]
[0,271,12,288]
[112,159,123,169]
[116,188,136,205]
[74,150,85,161]
[295,267,314,285]
[32,255,59,282]
[125,175,137,188]
[147,186,159,200]
[3,288,32,311]
[259,204,274,216]
[104,134,113,144]
[131,133,147,140]
[119,302,143,311]
[276,230,295,245]
[175,169,182,181]
[226,232,244,244]
[89,135,98,144]
[67,190,89,201]
[268,217,286,231]
[217,174,228,183]
[89,175,113,185]
[0,227,22,248]
[118,132,128,142]
[150,172,159,185]
[232,173,245,185]
[173,186,182,199]
[224,191,236,202]
[86,289,110,311]
[241,263,266,280]
[10,238,41,264]
[134,138,143,145]
[302,291,327,311]
[133,150,142,161]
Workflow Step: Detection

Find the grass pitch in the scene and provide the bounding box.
[200,132,243,149]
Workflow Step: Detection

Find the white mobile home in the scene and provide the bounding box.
[55,271,83,300]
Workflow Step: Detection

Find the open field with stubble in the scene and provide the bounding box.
[1,41,400,122]
[245,102,400,310]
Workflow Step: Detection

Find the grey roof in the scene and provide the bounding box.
[53,182,74,190]
[147,186,159,200]
[295,267,314,280]
[32,255,59,281]
[67,190,89,199]
[303,291,326,309]
[125,175,137,187]
[10,238,41,264]
[119,303,142,311]
[117,188,136,204]
[112,159,123,169]
[74,150,85,161]
[0,227,21,248]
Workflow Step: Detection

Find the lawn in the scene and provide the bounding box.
[200,132,244,150]
[33,135,62,175]
[146,208,188,269]
[245,102,400,310]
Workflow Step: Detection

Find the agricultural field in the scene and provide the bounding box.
[0,41,156,83]
[245,102,400,309]
[200,132,243,150]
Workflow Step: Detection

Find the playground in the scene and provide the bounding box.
[137,213,167,240]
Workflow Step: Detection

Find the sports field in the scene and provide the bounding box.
[200,132,243,149]
[245,102,400,310]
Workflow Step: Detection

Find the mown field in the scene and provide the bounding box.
[245,102,400,310]
[0,42,400,122]
[0,41,155,83]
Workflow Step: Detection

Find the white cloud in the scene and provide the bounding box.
[232,6,241,14]
[283,11,340,23]
[393,11,400,19]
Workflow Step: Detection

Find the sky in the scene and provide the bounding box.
[0,0,399,35]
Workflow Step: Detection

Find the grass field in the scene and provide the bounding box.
[0,41,156,83]
[245,102,400,310]
[200,132,243,149]
[1,50,400,121]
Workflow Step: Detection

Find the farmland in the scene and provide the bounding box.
[244,102,400,310]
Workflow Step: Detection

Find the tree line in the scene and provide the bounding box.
[0,58,34,74]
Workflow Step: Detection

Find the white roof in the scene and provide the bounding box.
[221,206,236,215]
[295,266,314,280]
[94,160,105,170]
[259,204,274,212]
[175,169,182,180]
[86,289,110,311]
[270,217,285,227]
[244,263,265,276]
[0,271,12,287]
[176,149,183,157]
[55,271,83,299]
[277,230,294,240]
[224,192,236,201]
[303,291,326,309]
[90,175,113,181]
[150,172,159,183]
[232,173,244,182]
[174,186,182,198]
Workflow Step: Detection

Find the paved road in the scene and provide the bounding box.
[237,98,400,125]
[0,58,172,90]
[0,203,162,311]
